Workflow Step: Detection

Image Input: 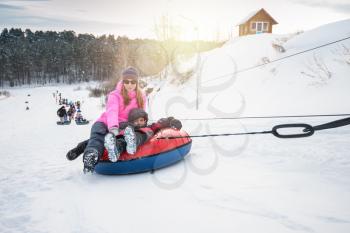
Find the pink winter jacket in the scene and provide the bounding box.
[96,81,147,130]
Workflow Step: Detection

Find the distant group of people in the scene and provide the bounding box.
[54,91,81,108]
[55,91,86,124]
[57,105,85,123]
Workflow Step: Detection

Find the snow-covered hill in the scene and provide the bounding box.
[150,19,350,118]
[1,19,350,233]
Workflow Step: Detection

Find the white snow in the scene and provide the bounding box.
[1,19,350,233]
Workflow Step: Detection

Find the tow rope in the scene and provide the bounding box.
[157,117,350,139]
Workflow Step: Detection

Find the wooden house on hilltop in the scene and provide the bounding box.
[237,8,278,36]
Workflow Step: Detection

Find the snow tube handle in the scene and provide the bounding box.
[271,123,314,138]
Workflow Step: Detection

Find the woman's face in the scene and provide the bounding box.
[123,79,137,92]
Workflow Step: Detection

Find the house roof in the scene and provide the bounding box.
[237,8,278,26]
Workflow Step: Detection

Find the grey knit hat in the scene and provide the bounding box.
[122,66,139,80]
[128,108,148,123]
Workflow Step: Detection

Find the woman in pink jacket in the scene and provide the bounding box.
[82,67,147,173]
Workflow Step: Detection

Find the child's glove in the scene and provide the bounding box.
[157,117,174,128]
[170,119,182,130]
[108,127,119,136]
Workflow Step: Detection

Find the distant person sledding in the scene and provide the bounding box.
[67,104,76,121]
[56,106,70,125]
[75,109,89,125]
[76,100,81,109]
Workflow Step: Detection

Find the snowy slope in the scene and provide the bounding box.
[150,19,350,118]
[1,19,350,233]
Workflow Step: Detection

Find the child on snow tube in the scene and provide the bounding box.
[105,108,182,163]
[57,106,68,123]
[66,108,182,167]
[75,109,87,123]
[67,105,76,121]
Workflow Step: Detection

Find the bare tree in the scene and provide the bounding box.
[332,44,350,65]
[301,53,332,85]
[153,14,180,41]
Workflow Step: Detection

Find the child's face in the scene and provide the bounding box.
[133,117,146,127]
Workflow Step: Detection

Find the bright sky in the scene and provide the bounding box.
[0,0,349,40]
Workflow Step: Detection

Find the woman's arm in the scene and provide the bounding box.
[142,93,148,111]
[105,93,120,129]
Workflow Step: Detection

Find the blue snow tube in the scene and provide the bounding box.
[94,129,192,175]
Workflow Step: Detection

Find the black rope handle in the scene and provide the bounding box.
[303,117,350,132]
[272,124,314,138]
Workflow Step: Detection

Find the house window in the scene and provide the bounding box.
[263,22,269,31]
[257,22,262,32]
[251,21,269,33]
[251,22,256,30]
